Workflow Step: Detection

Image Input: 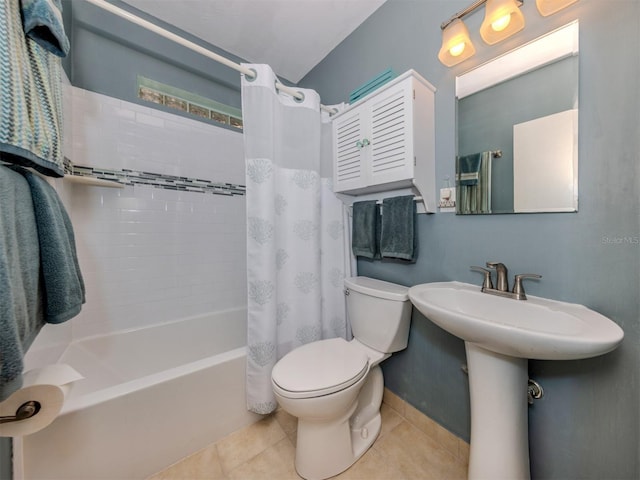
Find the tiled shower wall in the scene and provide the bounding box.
[36,85,247,345]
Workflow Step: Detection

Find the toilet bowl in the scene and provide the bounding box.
[271,276,412,480]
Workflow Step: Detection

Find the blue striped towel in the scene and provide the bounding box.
[457,153,482,186]
[0,0,65,177]
[21,0,70,57]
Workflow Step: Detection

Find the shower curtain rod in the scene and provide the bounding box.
[84,0,337,114]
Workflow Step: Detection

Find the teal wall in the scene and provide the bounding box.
[63,0,244,126]
[301,1,639,479]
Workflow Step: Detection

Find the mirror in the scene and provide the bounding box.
[455,22,579,214]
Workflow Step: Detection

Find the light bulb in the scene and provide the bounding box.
[438,18,476,66]
[491,13,511,32]
[480,0,525,45]
[449,42,466,57]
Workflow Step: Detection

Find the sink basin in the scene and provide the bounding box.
[408,281,624,479]
[408,281,624,360]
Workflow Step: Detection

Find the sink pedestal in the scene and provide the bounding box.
[466,342,530,480]
[409,282,624,480]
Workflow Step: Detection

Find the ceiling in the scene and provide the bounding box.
[122,0,388,83]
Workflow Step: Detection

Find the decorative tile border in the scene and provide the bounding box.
[137,76,243,130]
[64,159,245,196]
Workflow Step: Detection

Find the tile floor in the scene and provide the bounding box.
[148,390,469,480]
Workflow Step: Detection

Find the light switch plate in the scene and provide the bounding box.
[438,187,456,211]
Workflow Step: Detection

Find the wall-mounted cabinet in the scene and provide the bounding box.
[332,70,436,212]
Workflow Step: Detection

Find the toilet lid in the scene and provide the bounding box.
[272,338,369,399]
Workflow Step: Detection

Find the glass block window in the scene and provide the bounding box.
[137,76,243,129]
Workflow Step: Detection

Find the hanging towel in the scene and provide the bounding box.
[457,153,482,186]
[351,200,381,259]
[457,151,493,214]
[0,0,66,177]
[380,195,417,261]
[0,164,85,401]
[20,0,70,57]
[13,166,86,323]
[0,165,45,402]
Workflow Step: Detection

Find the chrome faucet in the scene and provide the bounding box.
[486,262,509,292]
[471,262,541,300]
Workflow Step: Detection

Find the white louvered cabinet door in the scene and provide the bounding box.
[333,108,368,192]
[368,80,414,186]
[332,75,416,194]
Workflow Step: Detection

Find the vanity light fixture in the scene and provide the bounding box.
[438,0,579,67]
[536,0,579,16]
[438,18,477,67]
[480,0,525,45]
[438,0,523,67]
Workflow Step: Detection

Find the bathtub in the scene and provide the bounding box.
[14,308,261,479]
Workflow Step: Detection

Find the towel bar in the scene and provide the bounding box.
[346,196,424,216]
[0,401,41,424]
[375,196,422,205]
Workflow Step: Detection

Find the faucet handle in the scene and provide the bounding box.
[471,266,494,290]
[512,274,542,300]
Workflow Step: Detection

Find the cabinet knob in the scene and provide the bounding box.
[355,139,370,149]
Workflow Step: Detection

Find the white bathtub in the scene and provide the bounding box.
[14,308,261,479]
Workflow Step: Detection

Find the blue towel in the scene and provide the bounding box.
[457,153,482,186]
[0,165,85,402]
[352,200,381,259]
[0,0,66,177]
[21,0,70,57]
[380,195,417,261]
[15,166,86,323]
[0,165,45,402]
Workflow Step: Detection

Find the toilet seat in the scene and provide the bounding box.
[272,338,369,399]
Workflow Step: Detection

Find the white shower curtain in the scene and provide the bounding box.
[242,64,351,414]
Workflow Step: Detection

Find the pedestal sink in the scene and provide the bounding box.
[408,281,624,480]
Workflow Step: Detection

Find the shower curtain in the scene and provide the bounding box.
[242,64,351,414]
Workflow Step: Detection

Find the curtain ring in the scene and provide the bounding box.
[245,68,258,82]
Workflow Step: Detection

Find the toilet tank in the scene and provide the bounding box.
[344,276,412,353]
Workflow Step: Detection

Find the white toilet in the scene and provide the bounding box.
[271,276,412,480]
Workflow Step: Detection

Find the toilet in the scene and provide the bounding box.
[271,276,412,480]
